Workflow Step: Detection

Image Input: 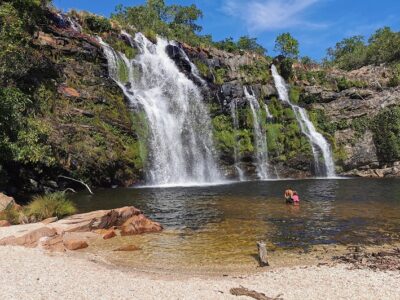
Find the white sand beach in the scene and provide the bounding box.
[0,244,399,300]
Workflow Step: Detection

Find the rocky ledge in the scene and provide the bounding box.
[0,206,163,252]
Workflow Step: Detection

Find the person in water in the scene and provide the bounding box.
[292,191,300,205]
[284,189,294,204]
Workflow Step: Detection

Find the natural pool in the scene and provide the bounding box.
[70,178,400,270]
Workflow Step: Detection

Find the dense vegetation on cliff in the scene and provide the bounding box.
[0,0,399,195]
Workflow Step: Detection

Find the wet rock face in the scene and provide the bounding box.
[297,64,400,177]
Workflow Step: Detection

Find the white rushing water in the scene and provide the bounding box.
[99,33,222,186]
[229,100,245,181]
[243,87,270,179]
[265,105,273,119]
[271,65,336,177]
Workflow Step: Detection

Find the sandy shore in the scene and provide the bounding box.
[0,244,399,300]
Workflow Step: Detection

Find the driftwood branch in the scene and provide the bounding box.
[230,286,283,300]
[257,241,269,267]
[58,175,94,195]
[63,188,77,194]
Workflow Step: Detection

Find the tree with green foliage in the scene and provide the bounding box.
[214,36,266,55]
[367,27,400,65]
[237,36,266,55]
[112,0,206,46]
[326,36,367,70]
[274,33,299,59]
[326,27,400,70]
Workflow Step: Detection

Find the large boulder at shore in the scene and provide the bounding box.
[120,214,163,236]
[0,193,15,212]
[49,206,142,234]
[0,206,162,251]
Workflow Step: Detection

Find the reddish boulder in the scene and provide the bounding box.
[120,214,163,236]
[63,239,88,251]
[0,220,11,227]
[50,206,143,234]
[103,229,117,240]
[0,227,57,248]
[0,193,15,212]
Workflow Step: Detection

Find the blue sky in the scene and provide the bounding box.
[53,0,400,60]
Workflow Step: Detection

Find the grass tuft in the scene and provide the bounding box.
[26,192,77,221]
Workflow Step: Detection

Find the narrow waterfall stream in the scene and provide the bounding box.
[271,65,336,177]
[229,100,245,181]
[99,33,222,186]
[243,87,270,179]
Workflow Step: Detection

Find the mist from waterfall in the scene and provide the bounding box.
[244,87,270,180]
[271,65,336,177]
[99,33,222,186]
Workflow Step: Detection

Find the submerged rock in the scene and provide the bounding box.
[113,244,141,252]
[120,214,163,236]
[102,229,117,240]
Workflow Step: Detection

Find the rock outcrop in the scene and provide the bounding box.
[0,193,15,212]
[0,206,162,252]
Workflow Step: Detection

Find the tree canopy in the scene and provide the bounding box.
[326,27,400,70]
[274,33,299,59]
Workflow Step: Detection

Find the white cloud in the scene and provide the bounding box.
[223,0,323,32]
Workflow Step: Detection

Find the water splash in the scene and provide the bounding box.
[230,100,245,181]
[271,65,336,177]
[99,33,222,186]
[243,87,270,179]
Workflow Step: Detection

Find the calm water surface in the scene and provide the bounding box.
[70,178,400,268]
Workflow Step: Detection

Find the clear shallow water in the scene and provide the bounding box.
[70,179,400,268]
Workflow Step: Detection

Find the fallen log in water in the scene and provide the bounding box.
[230,286,282,300]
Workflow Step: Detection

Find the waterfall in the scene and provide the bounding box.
[271,65,336,177]
[265,105,273,119]
[243,87,270,180]
[99,33,222,186]
[229,100,245,181]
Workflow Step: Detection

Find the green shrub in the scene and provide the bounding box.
[84,15,112,33]
[289,87,300,104]
[0,206,20,224]
[336,77,367,91]
[26,192,77,221]
[351,116,371,137]
[388,64,400,87]
[214,68,227,85]
[372,107,400,162]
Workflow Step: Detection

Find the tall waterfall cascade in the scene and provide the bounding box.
[271,65,336,177]
[243,87,270,180]
[229,100,245,181]
[99,33,222,186]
